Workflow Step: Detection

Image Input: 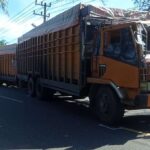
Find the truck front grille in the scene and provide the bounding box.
[140,64,150,81]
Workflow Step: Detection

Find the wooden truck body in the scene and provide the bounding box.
[17,4,92,96]
[0,44,16,84]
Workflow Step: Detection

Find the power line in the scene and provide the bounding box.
[1,1,35,26]
[1,0,101,43]
[0,6,44,36]
[0,2,36,34]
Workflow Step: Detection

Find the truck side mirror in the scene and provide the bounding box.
[134,31,145,46]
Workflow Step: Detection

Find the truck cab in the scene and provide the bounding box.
[84,18,150,124]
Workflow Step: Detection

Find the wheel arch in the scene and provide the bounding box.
[89,82,125,102]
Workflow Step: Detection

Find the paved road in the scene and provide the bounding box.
[0,86,150,150]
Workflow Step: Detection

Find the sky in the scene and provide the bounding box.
[0,0,134,44]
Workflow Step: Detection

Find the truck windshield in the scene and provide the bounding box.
[104,27,137,65]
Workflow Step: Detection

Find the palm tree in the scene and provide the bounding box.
[0,0,8,14]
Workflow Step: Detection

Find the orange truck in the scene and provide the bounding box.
[15,4,150,124]
[0,44,16,85]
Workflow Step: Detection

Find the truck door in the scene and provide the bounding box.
[84,24,100,74]
[98,26,139,89]
[90,28,101,77]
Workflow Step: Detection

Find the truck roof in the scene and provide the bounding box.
[18,3,150,44]
[0,44,16,55]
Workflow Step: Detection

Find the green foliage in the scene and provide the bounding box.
[0,40,7,46]
[0,0,8,14]
[133,0,150,10]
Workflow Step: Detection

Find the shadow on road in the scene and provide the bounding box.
[122,113,150,133]
[0,87,149,149]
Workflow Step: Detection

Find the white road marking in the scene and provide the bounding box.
[99,124,122,130]
[120,127,143,134]
[0,95,23,103]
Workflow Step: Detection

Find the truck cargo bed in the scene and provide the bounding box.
[0,44,16,84]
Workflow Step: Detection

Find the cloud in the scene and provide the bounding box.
[0,0,115,44]
[0,15,42,43]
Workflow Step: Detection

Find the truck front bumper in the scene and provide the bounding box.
[135,94,150,108]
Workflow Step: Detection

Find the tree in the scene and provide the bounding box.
[0,0,8,14]
[133,0,150,10]
[0,40,7,46]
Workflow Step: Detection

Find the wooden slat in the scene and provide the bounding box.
[17,24,81,86]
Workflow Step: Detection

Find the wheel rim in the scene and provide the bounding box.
[99,93,110,115]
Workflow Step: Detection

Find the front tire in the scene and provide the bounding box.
[90,86,124,125]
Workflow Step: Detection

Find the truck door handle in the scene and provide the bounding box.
[99,64,106,77]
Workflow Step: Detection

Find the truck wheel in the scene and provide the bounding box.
[46,88,55,101]
[17,79,23,88]
[35,78,45,100]
[89,85,99,111]
[94,86,124,125]
[36,78,55,100]
[0,81,3,85]
[28,78,35,97]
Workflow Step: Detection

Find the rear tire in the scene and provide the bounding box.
[35,78,55,101]
[0,81,3,85]
[46,88,55,101]
[28,78,35,97]
[17,79,23,88]
[90,86,124,125]
[35,78,46,100]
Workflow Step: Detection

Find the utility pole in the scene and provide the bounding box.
[33,0,51,23]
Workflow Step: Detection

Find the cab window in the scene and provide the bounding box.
[103,28,137,65]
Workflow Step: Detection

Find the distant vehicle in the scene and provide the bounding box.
[0,4,150,125]
[0,44,16,85]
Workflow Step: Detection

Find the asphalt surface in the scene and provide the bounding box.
[0,86,150,150]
